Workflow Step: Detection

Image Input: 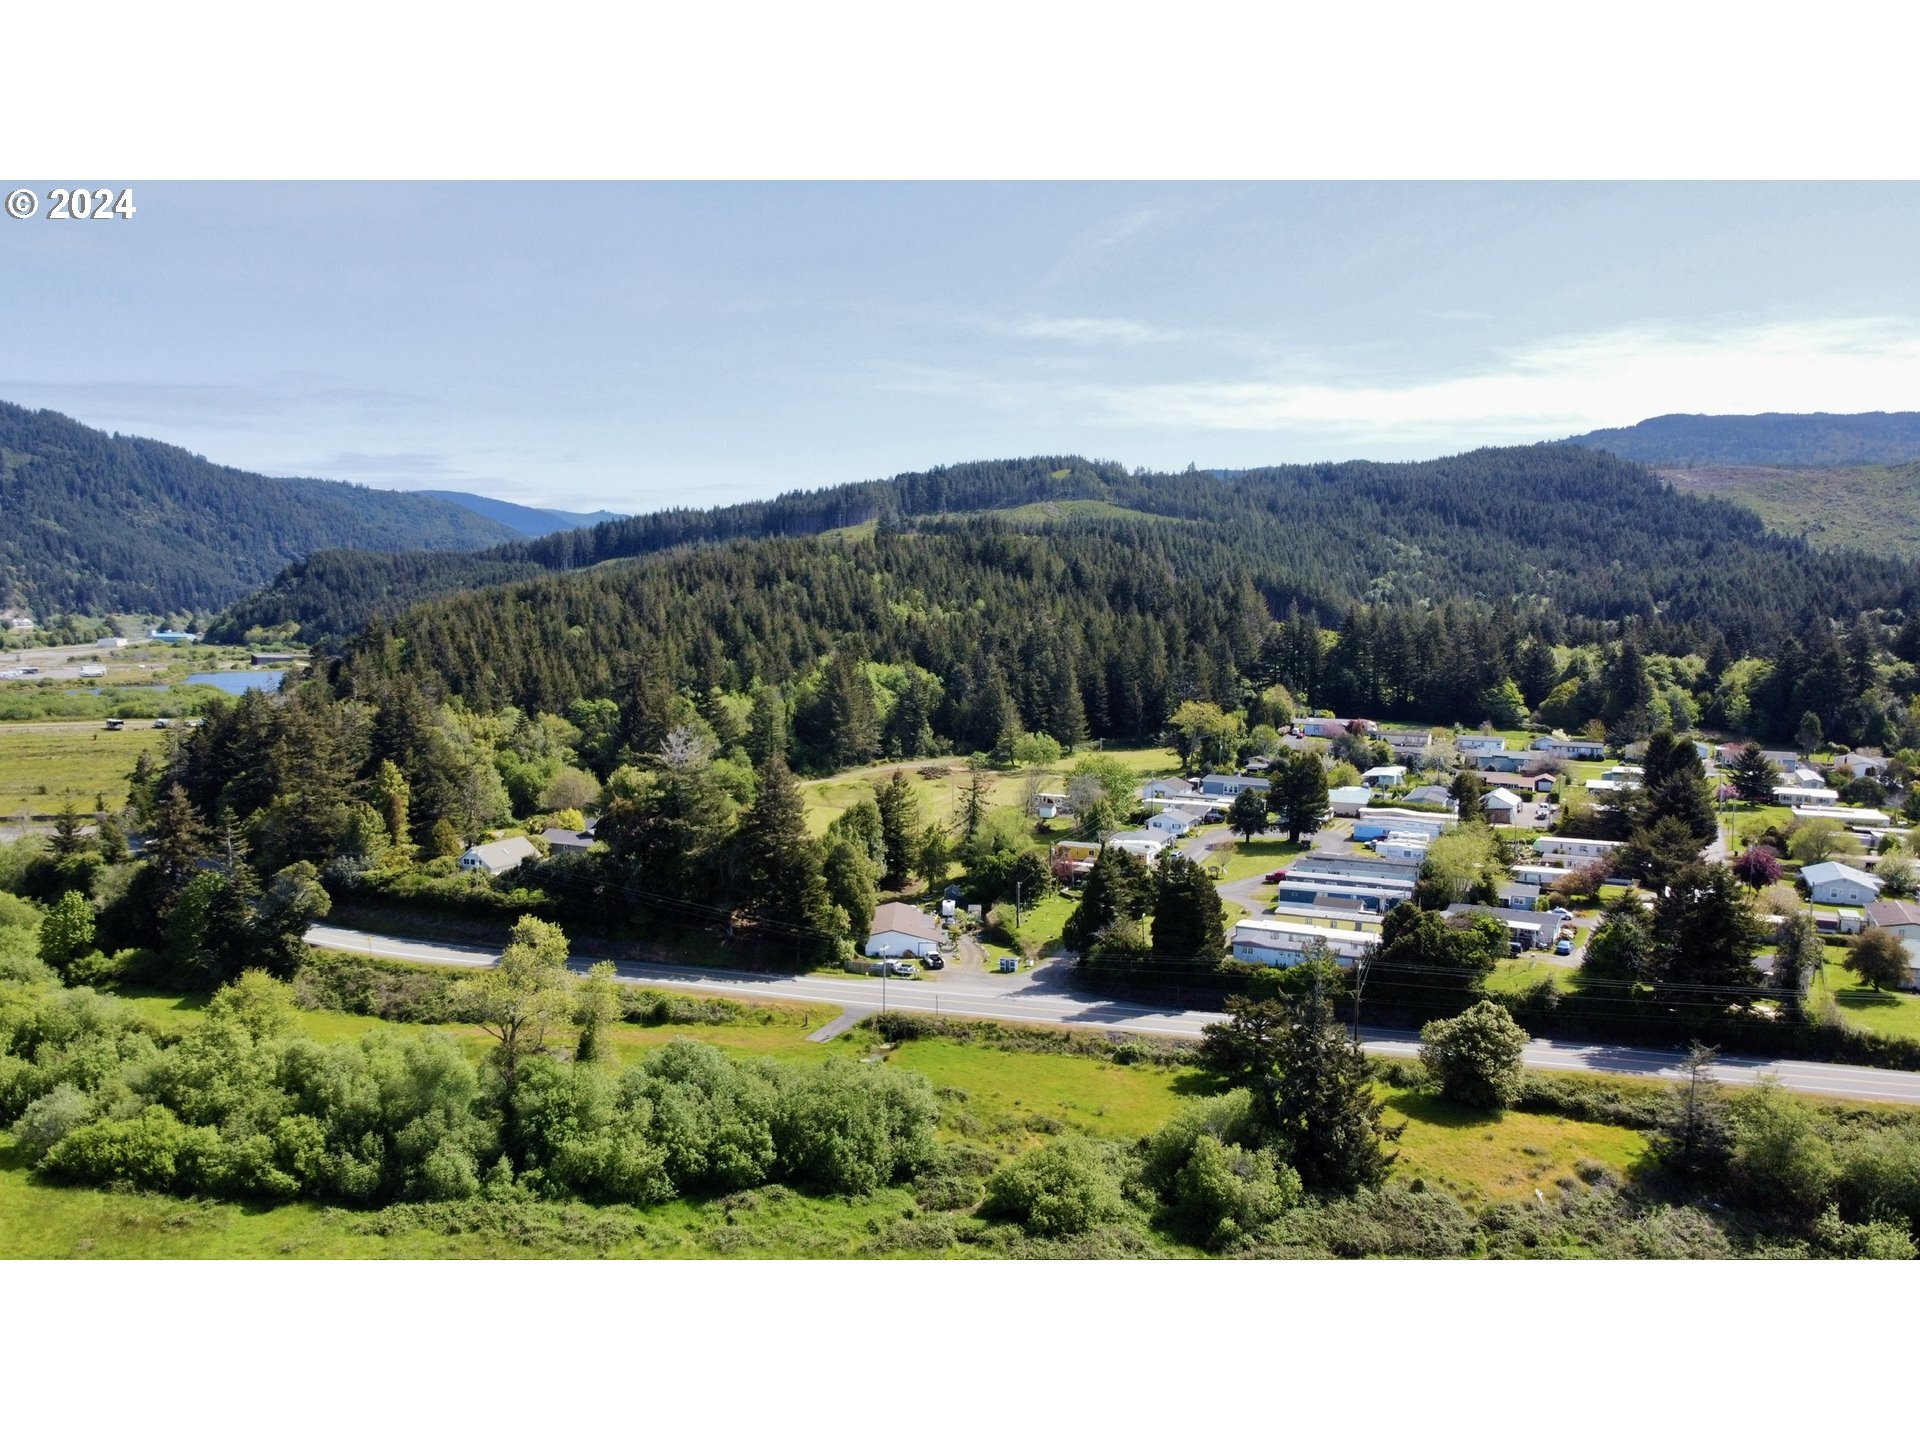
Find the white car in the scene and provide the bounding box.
[1549,907,1575,920]
[889,959,916,977]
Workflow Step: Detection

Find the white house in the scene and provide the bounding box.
[1531,736,1607,761]
[1402,783,1455,810]
[1146,810,1193,837]
[1599,766,1644,787]
[1834,752,1887,780]
[1801,861,1883,908]
[1863,899,1920,986]
[1511,862,1577,888]
[1373,834,1431,861]
[459,836,541,877]
[1198,774,1270,799]
[1482,788,1523,825]
[1773,785,1840,806]
[1350,808,1455,841]
[1230,917,1374,968]
[1533,835,1623,864]
[1457,735,1508,755]
[1792,805,1892,827]
[1105,832,1165,863]
[1328,784,1373,818]
[1380,730,1433,755]
[1790,766,1825,788]
[865,902,944,959]
[1360,765,1407,790]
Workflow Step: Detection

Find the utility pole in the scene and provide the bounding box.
[1350,947,1372,1044]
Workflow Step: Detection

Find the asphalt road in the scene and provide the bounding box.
[303,923,1920,1104]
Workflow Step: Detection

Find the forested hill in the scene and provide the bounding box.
[215,444,1918,647]
[0,402,524,618]
[213,456,1136,640]
[414,490,626,538]
[325,444,1920,731]
[1567,411,1920,467]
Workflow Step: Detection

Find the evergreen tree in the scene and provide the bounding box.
[1272,750,1329,843]
[735,755,836,959]
[1653,862,1765,1003]
[1062,845,1155,952]
[1046,659,1089,750]
[1265,985,1401,1194]
[1726,743,1779,804]
[144,782,210,915]
[1150,851,1225,963]
[873,770,921,889]
[1227,786,1270,842]
[745,684,789,768]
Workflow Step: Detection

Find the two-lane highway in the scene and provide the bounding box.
[303,923,1920,1104]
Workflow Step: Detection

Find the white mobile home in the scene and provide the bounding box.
[1801,861,1883,908]
[459,836,541,877]
[1532,836,1624,864]
[1230,918,1375,968]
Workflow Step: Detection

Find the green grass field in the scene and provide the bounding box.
[1814,960,1920,1040]
[0,722,164,817]
[1378,1087,1649,1203]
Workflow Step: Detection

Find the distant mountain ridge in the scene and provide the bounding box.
[0,401,523,617]
[1567,411,1920,467]
[415,490,625,538]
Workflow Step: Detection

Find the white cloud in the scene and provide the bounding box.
[1070,317,1920,444]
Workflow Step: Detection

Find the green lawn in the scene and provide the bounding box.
[1215,836,1309,883]
[1379,1086,1649,1204]
[1485,958,1580,995]
[0,722,164,817]
[1814,960,1920,1040]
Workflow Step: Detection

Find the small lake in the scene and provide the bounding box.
[184,670,288,695]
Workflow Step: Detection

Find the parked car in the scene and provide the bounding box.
[151,718,170,729]
[1265,869,1288,883]
[104,718,124,731]
[889,959,916,977]
[1554,938,1574,956]
[1549,907,1574,920]
[1508,939,1524,957]
[922,953,945,970]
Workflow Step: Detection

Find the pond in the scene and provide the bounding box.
[184,670,288,695]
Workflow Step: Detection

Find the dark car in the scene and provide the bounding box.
[922,953,945,970]
[1265,869,1288,883]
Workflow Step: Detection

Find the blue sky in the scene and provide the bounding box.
[5,182,1920,512]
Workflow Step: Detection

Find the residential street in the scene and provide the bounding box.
[305,923,1920,1105]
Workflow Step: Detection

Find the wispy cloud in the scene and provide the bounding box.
[981,314,1182,345]
[890,316,1920,450]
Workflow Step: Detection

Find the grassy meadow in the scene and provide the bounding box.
[0,722,165,817]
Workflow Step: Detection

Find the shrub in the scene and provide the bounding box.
[1726,1081,1836,1221]
[1166,1134,1302,1249]
[1832,1126,1920,1231]
[1811,1205,1918,1260]
[1418,1000,1529,1111]
[767,1057,938,1195]
[981,1136,1129,1237]
[8,1083,94,1161]
[1266,1185,1478,1258]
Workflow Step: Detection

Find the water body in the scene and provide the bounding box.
[184,670,288,695]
